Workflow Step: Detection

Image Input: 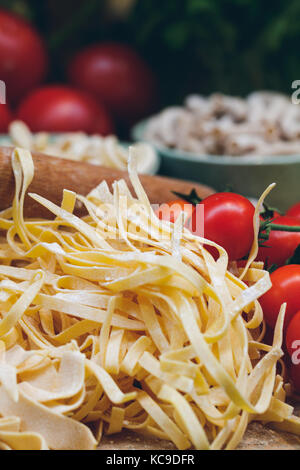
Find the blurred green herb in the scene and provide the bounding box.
[127,0,300,104]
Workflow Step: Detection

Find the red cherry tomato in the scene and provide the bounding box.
[289,363,300,394]
[188,193,255,261]
[155,199,194,225]
[0,103,13,132]
[257,216,300,267]
[17,85,114,135]
[259,265,300,329]
[0,9,48,103]
[68,43,157,122]
[286,311,300,358]
[287,202,300,220]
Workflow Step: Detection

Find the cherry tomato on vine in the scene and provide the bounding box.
[17,85,114,135]
[188,192,255,261]
[259,265,300,329]
[287,202,300,220]
[155,199,194,225]
[286,310,300,358]
[257,216,300,267]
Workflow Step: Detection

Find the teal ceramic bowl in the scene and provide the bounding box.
[132,118,300,211]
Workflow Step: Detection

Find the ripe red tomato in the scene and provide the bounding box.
[0,9,48,103]
[0,103,13,132]
[289,363,300,394]
[67,43,157,122]
[286,311,300,358]
[155,199,194,225]
[287,202,300,220]
[259,265,300,329]
[187,193,255,261]
[16,85,114,135]
[257,216,300,267]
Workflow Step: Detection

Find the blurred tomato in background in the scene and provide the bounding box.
[0,0,298,140]
[0,102,13,132]
[0,2,158,135]
[68,43,157,124]
[0,9,48,103]
[16,85,114,135]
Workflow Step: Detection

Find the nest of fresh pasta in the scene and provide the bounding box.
[6,119,154,172]
[0,146,299,450]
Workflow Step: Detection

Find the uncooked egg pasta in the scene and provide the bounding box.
[0,146,299,450]
[7,120,154,173]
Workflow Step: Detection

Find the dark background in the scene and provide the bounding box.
[1,0,298,107]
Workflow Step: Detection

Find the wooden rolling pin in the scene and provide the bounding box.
[0,146,214,218]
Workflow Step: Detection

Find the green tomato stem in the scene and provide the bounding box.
[267,224,300,232]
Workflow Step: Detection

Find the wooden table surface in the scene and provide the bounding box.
[98,406,300,450]
[98,423,300,451]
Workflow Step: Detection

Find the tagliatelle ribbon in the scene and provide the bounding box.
[0,146,299,450]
